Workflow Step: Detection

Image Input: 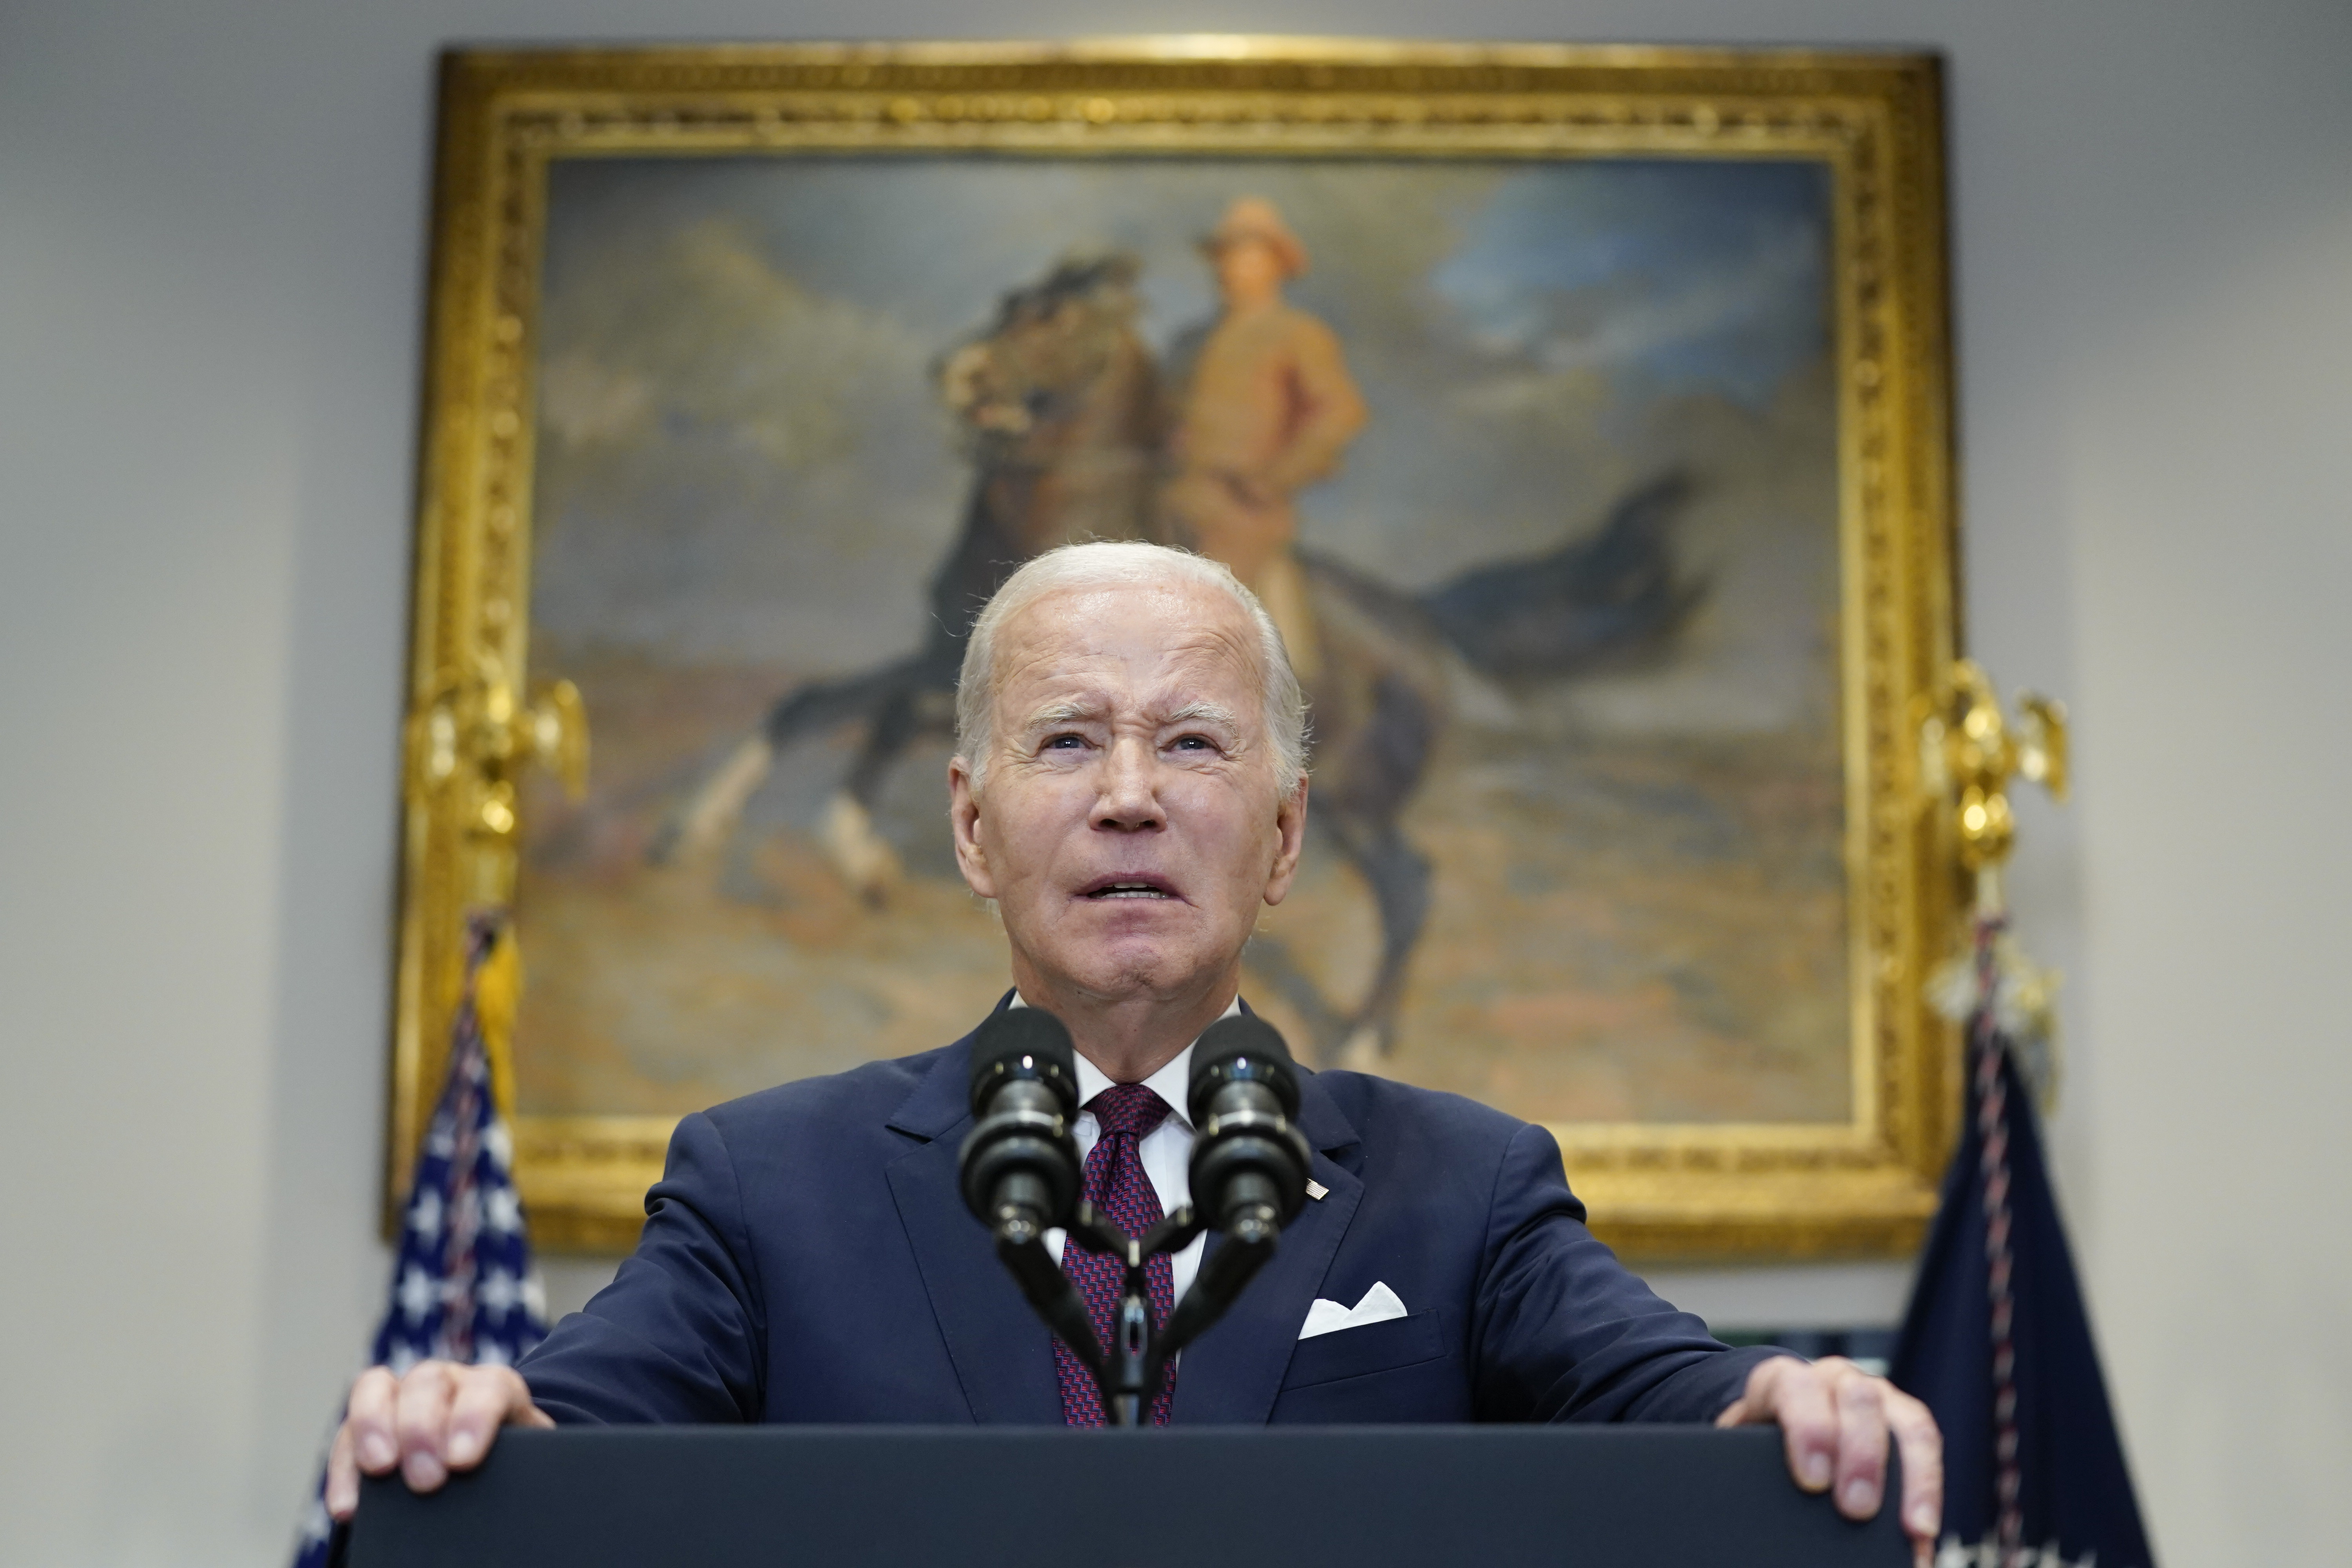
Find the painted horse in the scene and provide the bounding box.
[646,254,1163,888]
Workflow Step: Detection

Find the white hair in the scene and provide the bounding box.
[955,542,1309,796]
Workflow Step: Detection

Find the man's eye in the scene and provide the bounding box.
[1044,734,1088,750]
[1172,734,1216,752]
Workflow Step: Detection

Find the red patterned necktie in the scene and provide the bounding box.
[1053,1082,1178,1425]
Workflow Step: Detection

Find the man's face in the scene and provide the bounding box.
[1212,236,1287,307]
[949,578,1307,1010]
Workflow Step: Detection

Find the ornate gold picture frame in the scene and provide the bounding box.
[392,38,1961,1260]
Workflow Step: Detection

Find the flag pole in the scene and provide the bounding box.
[292,668,586,1567]
[1899,662,2152,1568]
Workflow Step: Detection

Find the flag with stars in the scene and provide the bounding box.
[293,914,547,1567]
[370,915,546,1374]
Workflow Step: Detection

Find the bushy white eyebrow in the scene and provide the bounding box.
[1022,698,1106,732]
[1164,701,1242,730]
[1022,697,1241,725]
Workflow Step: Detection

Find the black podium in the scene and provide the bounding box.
[350,1425,1907,1567]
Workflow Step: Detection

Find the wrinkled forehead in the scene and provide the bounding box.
[992,581,1266,726]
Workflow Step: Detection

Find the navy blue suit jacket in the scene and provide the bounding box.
[519,1018,1780,1426]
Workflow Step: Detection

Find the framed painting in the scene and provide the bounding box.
[390,39,1964,1259]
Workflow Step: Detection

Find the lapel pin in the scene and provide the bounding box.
[1305,1179,1329,1201]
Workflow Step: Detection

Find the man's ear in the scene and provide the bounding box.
[947,756,997,900]
[1261,776,1309,907]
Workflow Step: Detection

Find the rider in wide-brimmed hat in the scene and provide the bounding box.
[1164,197,1365,682]
[1198,195,1311,278]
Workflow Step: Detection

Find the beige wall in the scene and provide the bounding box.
[2,2,2345,1563]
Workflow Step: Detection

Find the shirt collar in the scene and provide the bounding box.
[1009,993,1242,1132]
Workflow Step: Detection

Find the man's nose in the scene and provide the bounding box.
[1092,737,1165,832]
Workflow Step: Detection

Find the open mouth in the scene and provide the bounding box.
[1081,876,1180,901]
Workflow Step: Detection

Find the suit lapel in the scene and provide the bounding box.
[883,1027,1063,1425]
[1167,1067,1364,1425]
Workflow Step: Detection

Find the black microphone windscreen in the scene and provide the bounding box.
[967,1006,1080,1115]
[1188,1014,1299,1124]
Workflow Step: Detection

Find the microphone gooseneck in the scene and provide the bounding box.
[956,1008,1082,1245]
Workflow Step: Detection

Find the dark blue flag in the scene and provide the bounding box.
[292,914,548,1566]
[1893,915,2153,1568]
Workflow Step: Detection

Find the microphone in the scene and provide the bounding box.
[957,1008,1082,1247]
[1186,1015,1312,1245]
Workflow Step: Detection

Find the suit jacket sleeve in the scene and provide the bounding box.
[1472,1122,1788,1423]
[518,1111,768,1425]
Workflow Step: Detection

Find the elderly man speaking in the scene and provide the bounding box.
[329,542,1942,1557]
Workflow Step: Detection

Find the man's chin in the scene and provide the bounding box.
[1038,934,1221,1004]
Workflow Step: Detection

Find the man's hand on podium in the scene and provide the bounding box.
[1717,1355,1942,1566]
[325,1360,554,1523]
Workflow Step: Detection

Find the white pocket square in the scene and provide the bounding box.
[1298,1281,1409,1340]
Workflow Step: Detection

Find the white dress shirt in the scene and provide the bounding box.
[1012,995,1240,1303]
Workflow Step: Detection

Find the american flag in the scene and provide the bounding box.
[293,914,548,1566]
